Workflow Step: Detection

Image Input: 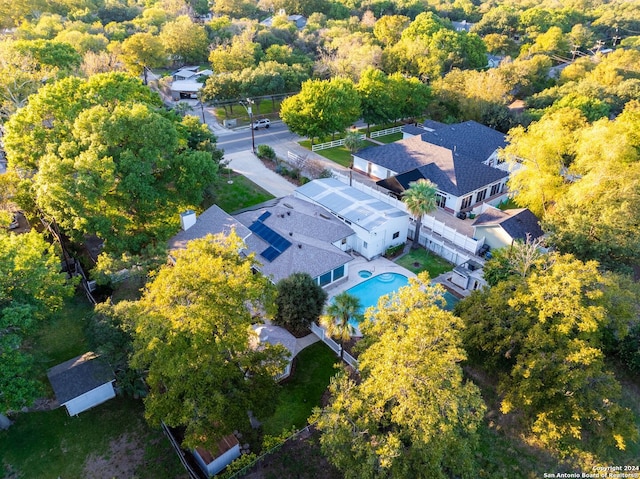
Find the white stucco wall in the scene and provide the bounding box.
[474,225,514,250]
[352,156,395,180]
[63,381,116,416]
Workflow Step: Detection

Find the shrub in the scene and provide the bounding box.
[384,243,405,258]
[256,144,276,162]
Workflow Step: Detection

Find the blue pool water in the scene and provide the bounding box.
[342,273,460,329]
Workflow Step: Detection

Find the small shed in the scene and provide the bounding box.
[193,434,241,477]
[47,352,116,416]
[472,207,544,250]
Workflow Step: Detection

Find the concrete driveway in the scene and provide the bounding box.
[224,150,296,198]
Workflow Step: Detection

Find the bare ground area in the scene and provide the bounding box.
[83,433,146,478]
[243,427,342,479]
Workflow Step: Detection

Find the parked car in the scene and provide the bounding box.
[252,119,270,130]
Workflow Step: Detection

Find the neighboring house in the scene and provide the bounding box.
[170,66,213,101]
[295,178,410,260]
[47,352,116,416]
[261,12,307,28]
[193,435,241,477]
[251,324,298,380]
[487,54,505,68]
[452,20,475,32]
[472,206,545,250]
[168,198,355,288]
[356,120,511,215]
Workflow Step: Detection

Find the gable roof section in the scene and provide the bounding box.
[295,178,409,231]
[420,120,507,163]
[47,352,115,405]
[473,208,544,241]
[375,155,508,197]
[168,205,252,251]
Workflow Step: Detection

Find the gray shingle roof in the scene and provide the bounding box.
[47,352,115,404]
[168,205,252,251]
[473,208,544,241]
[234,196,354,283]
[420,120,507,163]
[374,154,508,197]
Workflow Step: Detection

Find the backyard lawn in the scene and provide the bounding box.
[0,397,185,479]
[202,169,275,213]
[261,342,338,437]
[2,294,185,479]
[395,247,454,278]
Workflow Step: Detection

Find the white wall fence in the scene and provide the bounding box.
[312,134,367,152]
[369,126,403,138]
[310,323,358,369]
[331,169,481,259]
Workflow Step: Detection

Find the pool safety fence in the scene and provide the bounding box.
[310,323,359,369]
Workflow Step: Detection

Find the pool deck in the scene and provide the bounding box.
[324,252,417,299]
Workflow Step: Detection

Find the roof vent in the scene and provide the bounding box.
[289,232,293,236]
[298,244,302,248]
[283,203,293,209]
[319,213,331,220]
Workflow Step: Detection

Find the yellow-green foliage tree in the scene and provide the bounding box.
[317,273,485,478]
[457,253,638,456]
[121,233,288,449]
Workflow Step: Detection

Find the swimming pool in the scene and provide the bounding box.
[342,273,460,330]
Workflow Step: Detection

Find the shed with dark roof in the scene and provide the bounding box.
[472,207,544,250]
[47,352,116,416]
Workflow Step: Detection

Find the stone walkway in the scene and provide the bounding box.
[295,332,320,352]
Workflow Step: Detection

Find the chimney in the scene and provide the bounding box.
[180,210,197,231]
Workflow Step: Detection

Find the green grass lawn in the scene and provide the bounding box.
[298,141,377,168]
[202,170,275,213]
[497,197,520,210]
[261,342,338,437]
[395,248,454,278]
[0,397,185,479]
[374,132,403,143]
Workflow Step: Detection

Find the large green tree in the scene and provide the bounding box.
[4,73,220,256]
[274,272,327,335]
[0,230,75,415]
[122,233,287,449]
[280,77,361,144]
[402,179,437,249]
[317,274,485,478]
[456,253,638,454]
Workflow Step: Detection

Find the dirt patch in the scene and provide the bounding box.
[82,433,146,479]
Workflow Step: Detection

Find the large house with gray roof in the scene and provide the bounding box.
[168,198,355,288]
[355,120,511,215]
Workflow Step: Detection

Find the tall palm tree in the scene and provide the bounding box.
[402,179,438,249]
[319,292,363,361]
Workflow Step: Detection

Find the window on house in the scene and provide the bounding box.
[392,231,400,239]
[476,189,487,203]
[436,193,446,208]
[490,183,500,196]
[363,241,368,249]
[320,272,332,286]
[461,196,472,209]
[333,265,345,281]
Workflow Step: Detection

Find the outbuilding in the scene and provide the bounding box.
[47,352,116,416]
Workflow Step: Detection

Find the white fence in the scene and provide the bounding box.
[311,323,358,369]
[331,170,481,259]
[311,134,366,152]
[369,126,403,138]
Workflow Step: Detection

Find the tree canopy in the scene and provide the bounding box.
[280,77,361,144]
[0,230,76,414]
[274,272,327,335]
[456,253,638,455]
[120,233,287,449]
[3,73,221,257]
[317,274,485,478]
